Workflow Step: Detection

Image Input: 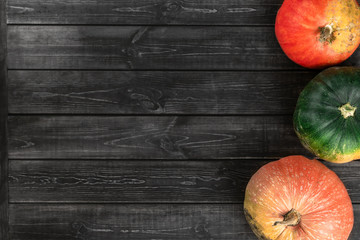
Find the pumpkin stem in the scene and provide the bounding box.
[273,209,301,227]
[339,103,357,119]
[319,24,335,43]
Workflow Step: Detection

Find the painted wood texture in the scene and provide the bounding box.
[6,0,360,239]
[8,26,360,70]
[0,0,8,237]
[9,204,252,240]
[8,25,300,70]
[8,70,314,114]
[9,204,360,240]
[9,160,360,203]
[8,116,308,159]
[7,0,282,25]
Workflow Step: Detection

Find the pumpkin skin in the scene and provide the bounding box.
[294,67,360,163]
[244,156,353,240]
[275,0,360,69]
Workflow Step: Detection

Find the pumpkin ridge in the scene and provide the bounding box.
[327,118,360,159]
[305,114,340,136]
[350,93,360,107]
[327,121,345,158]
[349,119,360,144]
[346,75,360,103]
[274,228,287,240]
[309,133,339,161]
[277,158,297,208]
[316,77,343,103]
[244,207,274,240]
[345,119,360,156]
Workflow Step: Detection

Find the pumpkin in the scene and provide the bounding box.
[244,156,353,240]
[275,0,360,69]
[294,67,360,163]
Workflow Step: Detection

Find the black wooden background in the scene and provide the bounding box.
[1,0,360,239]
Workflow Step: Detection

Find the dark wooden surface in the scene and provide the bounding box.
[7,0,283,25]
[8,116,308,159]
[8,71,313,114]
[7,26,360,70]
[7,26,296,70]
[0,0,8,238]
[5,0,360,239]
[8,204,256,240]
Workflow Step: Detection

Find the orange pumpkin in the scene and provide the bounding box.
[275,0,360,69]
[244,156,353,240]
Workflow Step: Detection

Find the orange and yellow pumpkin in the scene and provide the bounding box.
[275,0,360,68]
[244,156,353,240]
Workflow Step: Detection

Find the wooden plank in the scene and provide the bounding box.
[8,25,303,70]
[8,70,314,114]
[8,116,308,159]
[8,25,360,70]
[8,204,360,240]
[9,204,253,240]
[9,160,360,203]
[7,0,282,25]
[0,0,8,238]
[8,160,265,203]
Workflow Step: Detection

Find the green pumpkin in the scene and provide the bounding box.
[294,67,360,163]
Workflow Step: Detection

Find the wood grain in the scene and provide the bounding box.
[0,0,8,238]
[8,160,266,203]
[6,0,360,238]
[8,25,360,70]
[9,204,360,240]
[7,0,282,25]
[8,70,314,114]
[8,25,302,70]
[9,204,252,240]
[9,159,360,203]
[8,116,308,159]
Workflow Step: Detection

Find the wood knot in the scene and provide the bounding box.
[124,47,140,58]
[159,0,183,20]
[8,175,19,183]
[159,135,177,152]
[71,221,89,240]
[127,87,164,112]
[192,219,211,239]
[146,134,187,158]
